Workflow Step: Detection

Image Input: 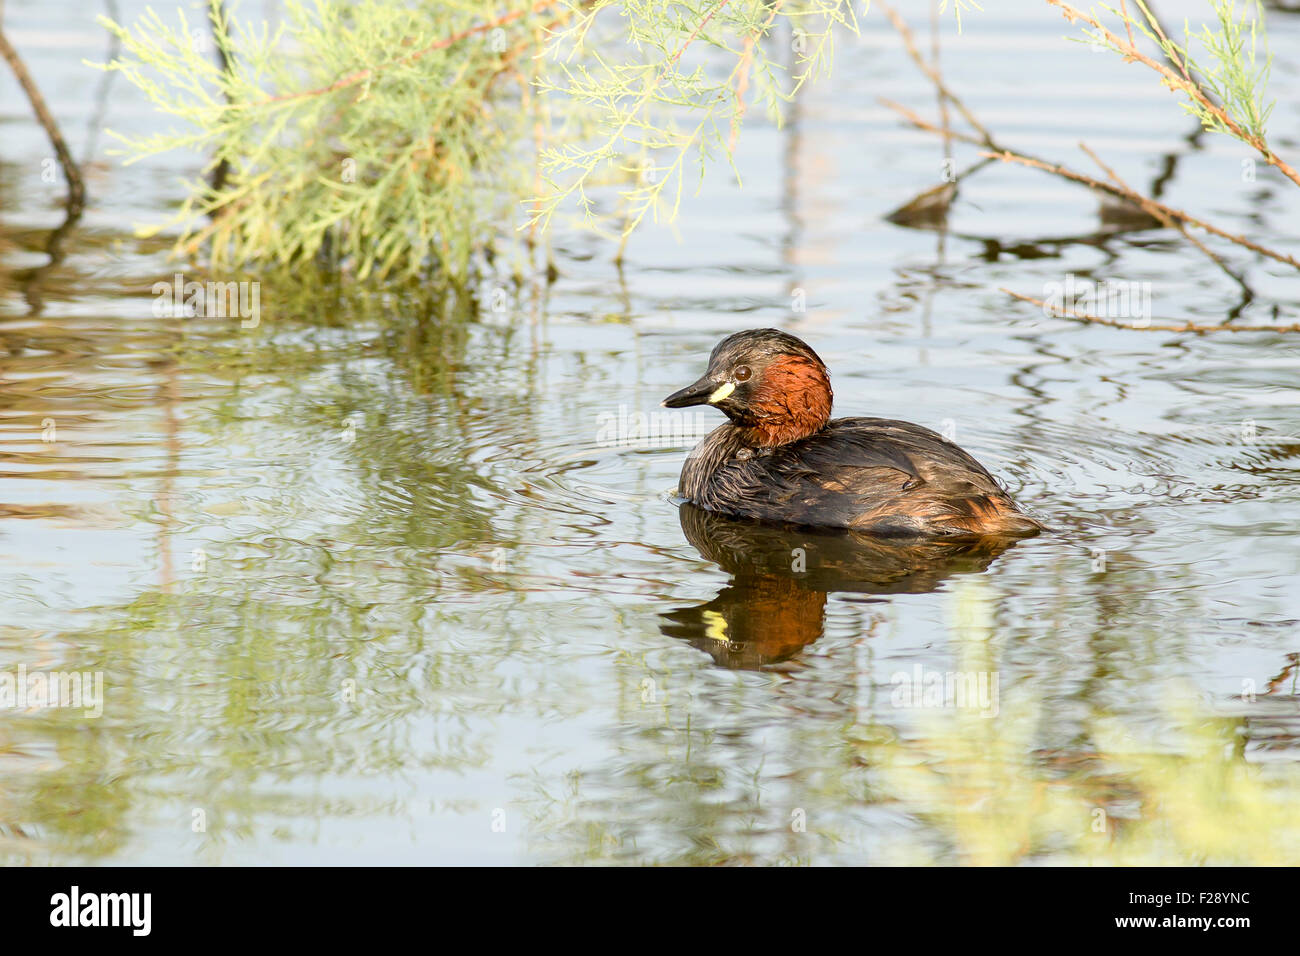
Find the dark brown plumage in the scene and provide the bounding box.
[662,329,1043,538]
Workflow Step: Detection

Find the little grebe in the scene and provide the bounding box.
[662,329,1043,537]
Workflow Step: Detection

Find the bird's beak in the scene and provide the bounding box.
[661,374,733,408]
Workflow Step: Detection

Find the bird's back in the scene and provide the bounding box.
[679,417,1042,537]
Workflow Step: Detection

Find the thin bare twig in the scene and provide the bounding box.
[1119,0,1136,51]
[669,0,732,69]
[1048,0,1300,187]
[1077,140,1244,295]
[1002,288,1300,333]
[0,11,85,212]
[880,4,1298,332]
[730,0,785,152]
[979,144,1300,270]
[881,96,1300,271]
[879,2,994,148]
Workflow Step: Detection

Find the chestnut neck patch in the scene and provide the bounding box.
[736,354,833,448]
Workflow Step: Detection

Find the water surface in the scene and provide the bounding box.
[1,0,1299,864]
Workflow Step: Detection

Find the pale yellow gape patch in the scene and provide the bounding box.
[707,381,735,404]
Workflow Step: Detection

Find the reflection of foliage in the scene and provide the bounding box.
[520,583,1300,866]
[874,702,1084,865]
[0,276,549,864]
[520,680,1300,866]
[875,584,1300,865]
[1091,704,1300,865]
[873,693,1300,865]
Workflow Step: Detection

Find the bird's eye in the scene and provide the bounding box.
[734,365,752,382]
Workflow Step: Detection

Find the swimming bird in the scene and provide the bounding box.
[662,329,1042,537]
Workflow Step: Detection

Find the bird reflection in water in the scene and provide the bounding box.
[661,503,1023,669]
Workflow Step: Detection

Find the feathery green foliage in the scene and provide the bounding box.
[1174,0,1274,140]
[94,0,545,281]
[1084,1,1275,143]
[89,0,1292,284]
[92,0,859,282]
[939,0,983,32]
[533,0,861,252]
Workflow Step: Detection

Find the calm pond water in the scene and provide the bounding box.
[1,0,1299,864]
